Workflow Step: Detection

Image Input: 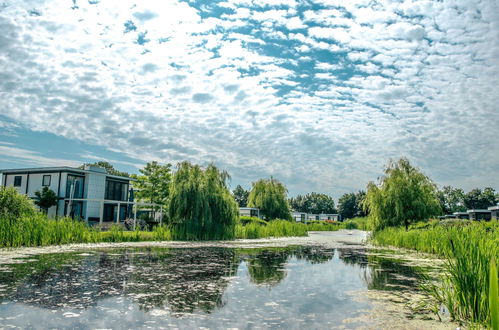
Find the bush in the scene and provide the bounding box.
[0,186,36,220]
[240,216,268,225]
[344,221,358,229]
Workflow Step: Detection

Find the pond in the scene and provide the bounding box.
[0,245,429,329]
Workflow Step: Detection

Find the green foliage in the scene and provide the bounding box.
[232,185,249,207]
[490,259,499,330]
[437,186,466,214]
[247,178,291,221]
[306,221,343,231]
[365,158,441,231]
[289,192,337,214]
[0,186,35,220]
[168,162,239,240]
[464,187,498,210]
[235,220,308,238]
[372,222,499,326]
[239,216,268,225]
[133,161,172,206]
[79,161,129,177]
[338,192,358,220]
[34,187,58,214]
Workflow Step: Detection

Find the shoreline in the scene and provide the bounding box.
[0,230,368,264]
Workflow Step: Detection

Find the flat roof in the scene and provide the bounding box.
[0,166,134,181]
[467,209,492,213]
[489,205,499,211]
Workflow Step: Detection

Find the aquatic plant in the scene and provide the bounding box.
[372,222,499,326]
[235,220,308,239]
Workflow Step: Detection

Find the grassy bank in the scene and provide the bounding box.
[0,214,351,248]
[372,221,499,327]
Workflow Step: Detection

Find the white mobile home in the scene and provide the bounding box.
[291,211,307,222]
[0,165,146,224]
[239,207,260,218]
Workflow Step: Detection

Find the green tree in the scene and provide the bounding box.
[338,193,357,220]
[232,185,249,207]
[437,186,466,214]
[133,161,172,206]
[248,178,292,221]
[464,187,498,210]
[34,187,58,214]
[79,161,129,177]
[355,190,368,217]
[0,186,35,220]
[168,162,239,240]
[289,192,337,214]
[364,158,441,231]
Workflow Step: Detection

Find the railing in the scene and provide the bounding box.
[63,198,164,230]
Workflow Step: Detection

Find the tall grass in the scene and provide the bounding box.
[0,214,172,247]
[236,220,308,239]
[372,221,499,327]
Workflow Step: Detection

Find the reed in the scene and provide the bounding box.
[372,221,499,326]
[235,220,308,239]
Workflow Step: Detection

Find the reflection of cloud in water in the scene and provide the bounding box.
[0,246,432,328]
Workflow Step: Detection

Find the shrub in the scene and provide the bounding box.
[0,186,36,220]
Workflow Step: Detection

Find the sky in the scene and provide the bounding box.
[0,0,498,198]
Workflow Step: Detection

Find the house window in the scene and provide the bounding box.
[105,180,128,201]
[66,175,84,198]
[13,176,22,187]
[42,175,51,186]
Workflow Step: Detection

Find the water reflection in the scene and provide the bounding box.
[0,246,429,328]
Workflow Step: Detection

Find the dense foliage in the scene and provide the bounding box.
[168,162,239,240]
[232,185,249,207]
[247,178,292,221]
[34,187,58,214]
[463,187,498,210]
[372,222,499,327]
[0,186,35,220]
[133,161,172,206]
[364,158,441,231]
[289,192,336,214]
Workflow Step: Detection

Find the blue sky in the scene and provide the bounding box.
[0,0,498,197]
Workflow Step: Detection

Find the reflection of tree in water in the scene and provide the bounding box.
[2,248,239,315]
[243,246,335,287]
[292,246,335,264]
[363,255,425,291]
[337,248,368,267]
[245,249,289,287]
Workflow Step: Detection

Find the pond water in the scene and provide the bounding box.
[0,246,427,329]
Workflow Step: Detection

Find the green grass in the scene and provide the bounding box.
[236,219,308,239]
[306,221,343,231]
[372,221,499,327]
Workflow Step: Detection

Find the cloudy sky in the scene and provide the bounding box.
[0,0,498,197]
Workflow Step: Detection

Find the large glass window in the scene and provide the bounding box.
[42,175,51,186]
[66,175,84,198]
[13,176,22,187]
[105,180,128,201]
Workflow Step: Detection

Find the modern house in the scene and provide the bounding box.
[453,212,470,219]
[239,207,260,218]
[307,213,341,221]
[489,205,499,221]
[291,211,307,222]
[467,209,492,221]
[0,165,159,225]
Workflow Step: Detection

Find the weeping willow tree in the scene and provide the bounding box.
[168,162,239,240]
[364,158,441,231]
[247,178,292,221]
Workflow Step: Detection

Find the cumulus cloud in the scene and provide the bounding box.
[0,0,498,196]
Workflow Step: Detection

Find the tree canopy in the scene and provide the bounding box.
[463,187,498,210]
[79,161,129,177]
[232,185,249,207]
[289,192,336,214]
[34,187,58,214]
[247,178,291,220]
[132,161,172,206]
[364,158,441,231]
[338,192,357,220]
[437,186,467,214]
[168,162,239,240]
